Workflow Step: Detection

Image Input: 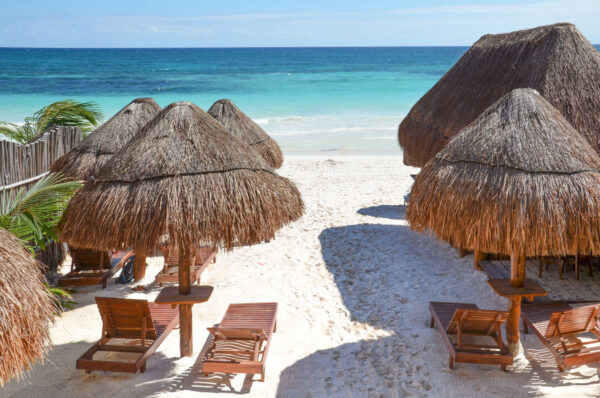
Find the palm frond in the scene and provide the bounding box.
[0,122,37,144]
[33,100,103,134]
[0,173,81,246]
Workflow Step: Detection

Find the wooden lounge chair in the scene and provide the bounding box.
[155,246,217,287]
[58,248,133,289]
[199,302,278,381]
[429,302,512,370]
[522,301,600,371]
[77,297,179,374]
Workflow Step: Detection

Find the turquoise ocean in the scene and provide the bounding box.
[0,47,469,153]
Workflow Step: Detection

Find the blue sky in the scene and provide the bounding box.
[1,0,599,47]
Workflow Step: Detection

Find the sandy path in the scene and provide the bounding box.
[2,156,600,397]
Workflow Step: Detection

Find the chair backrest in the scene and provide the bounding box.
[196,247,217,263]
[546,305,600,338]
[208,327,267,341]
[162,246,215,267]
[71,248,110,270]
[161,246,179,268]
[446,309,509,335]
[95,297,157,340]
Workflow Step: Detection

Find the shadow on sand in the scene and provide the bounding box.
[357,204,406,220]
[273,223,600,397]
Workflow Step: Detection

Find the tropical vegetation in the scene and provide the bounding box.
[1,173,81,311]
[0,100,103,144]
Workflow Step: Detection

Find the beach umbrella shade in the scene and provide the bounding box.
[59,101,304,356]
[0,229,55,386]
[51,98,161,180]
[208,99,284,168]
[397,23,600,167]
[407,88,600,353]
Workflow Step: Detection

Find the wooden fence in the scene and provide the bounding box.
[0,127,82,275]
[0,126,82,194]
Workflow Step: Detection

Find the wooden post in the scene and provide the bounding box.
[179,245,193,357]
[133,251,146,281]
[474,250,486,270]
[506,253,526,356]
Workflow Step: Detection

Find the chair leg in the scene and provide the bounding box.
[260,371,265,382]
[560,260,564,280]
[140,364,146,373]
[273,321,277,333]
[501,365,507,372]
[430,317,434,328]
[449,356,454,369]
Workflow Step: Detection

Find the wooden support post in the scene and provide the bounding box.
[179,245,193,357]
[474,250,485,270]
[133,251,146,281]
[507,253,526,356]
[458,247,468,259]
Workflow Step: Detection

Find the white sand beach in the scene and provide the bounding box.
[2,155,600,398]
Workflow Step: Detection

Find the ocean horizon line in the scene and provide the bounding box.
[0,45,474,50]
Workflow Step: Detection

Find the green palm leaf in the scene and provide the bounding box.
[0,173,81,247]
[33,100,103,134]
[0,100,103,144]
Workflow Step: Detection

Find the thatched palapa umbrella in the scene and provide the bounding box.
[51,98,161,180]
[208,99,284,168]
[60,101,304,356]
[0,229,55,385]
[407,88,600,353]
[398,23,600,167]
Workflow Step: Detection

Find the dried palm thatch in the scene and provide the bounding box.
[50,98,161,179]
[0,229,55,386]
[208,99,283,168]
[398,23,600,167]
[407,88,600,257]
[59,102,303,252]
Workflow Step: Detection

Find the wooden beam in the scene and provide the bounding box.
[474,250,486,270]
[506,252,526,356]
[510,254,526,288]
[179,245,193,357]
[133,251,146,281]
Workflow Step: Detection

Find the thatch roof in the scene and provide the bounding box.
[0,229,54,385]
[208,99,283,168]
[398,23,600,167]
[50,98,161,179]
[59,102,303,252]
[407,88,600,257]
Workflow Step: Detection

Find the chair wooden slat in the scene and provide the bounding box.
[155,247,217,286]
[76,297,179,374]
[429,302,512,370]
[522,301,600,371]
[199,302,278,382]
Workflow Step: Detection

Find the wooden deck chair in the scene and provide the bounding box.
[522,302,600,371]
[429,302,512,370]
[59,249,133,289]
[76,297,179,374]
[155,246,217,287]
[199,302,278,382]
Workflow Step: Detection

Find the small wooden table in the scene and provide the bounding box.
[155,285,214,309]
[487,278,547,302]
